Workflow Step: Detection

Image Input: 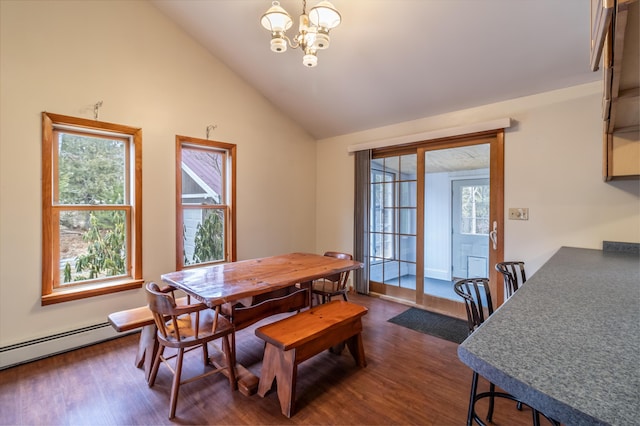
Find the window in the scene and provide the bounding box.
[369,154,417,286]
[41,112,143,305]
[370,163,395,260]
[176,136,236,269]
[460,184,490,235]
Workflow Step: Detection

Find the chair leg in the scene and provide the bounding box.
[467,371,479,426]
[168,348,185,419]
[532,409,541,426]
[148,345,164,387]
[202,342,209,366]
[342,292,348,301]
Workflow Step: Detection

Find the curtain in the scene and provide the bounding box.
[353,149,370,294]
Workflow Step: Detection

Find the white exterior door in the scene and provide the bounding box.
[451,178,490,279]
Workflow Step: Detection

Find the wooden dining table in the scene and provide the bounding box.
[161,252,363,395]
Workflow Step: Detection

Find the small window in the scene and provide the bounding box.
[41,113,143,305]
[176,136,236,269]
[460,184,490,235]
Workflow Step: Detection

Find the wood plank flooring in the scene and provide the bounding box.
[0,293,542,425]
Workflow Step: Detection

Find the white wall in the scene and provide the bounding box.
[316,83,640,276]
[2,0,639,367]
[0,0,317,356]
[424,172,452,280]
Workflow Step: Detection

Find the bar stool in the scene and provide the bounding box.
[495,261,526,412]
[454,278,558,426]
[495,261,527,299]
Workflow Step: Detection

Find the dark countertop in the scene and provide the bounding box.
[458,246,640,425]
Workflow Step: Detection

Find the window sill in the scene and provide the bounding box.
[41,279,144,306]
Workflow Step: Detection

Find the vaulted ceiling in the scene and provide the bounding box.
[151,0,600,140]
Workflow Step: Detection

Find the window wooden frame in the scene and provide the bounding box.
[175,135,236,270]
[41,112,143,305]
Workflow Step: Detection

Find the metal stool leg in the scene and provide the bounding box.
[467,371,479,426]
[486,382,495,422]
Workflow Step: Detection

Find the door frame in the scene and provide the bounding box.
[370,129,505,317]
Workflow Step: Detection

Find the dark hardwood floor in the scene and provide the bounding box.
[0,293,540,425]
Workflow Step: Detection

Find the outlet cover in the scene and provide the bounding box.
[508,208,529,220]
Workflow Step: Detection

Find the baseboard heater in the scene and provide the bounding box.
[0,322,133,370]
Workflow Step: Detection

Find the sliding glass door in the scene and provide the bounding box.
[367,133,504,317]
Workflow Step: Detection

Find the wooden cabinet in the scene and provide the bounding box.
[591,0,639,181]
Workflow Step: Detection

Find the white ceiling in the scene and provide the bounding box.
[151,0,600,140]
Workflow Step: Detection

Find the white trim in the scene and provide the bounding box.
[0,323,122,369]
[347,118,512,153]
[52,123,133,140]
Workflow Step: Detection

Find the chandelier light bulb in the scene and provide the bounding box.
[261,1,293,33]
[308,1,341,30]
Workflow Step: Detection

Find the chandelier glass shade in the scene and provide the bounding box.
[260,0,341,67]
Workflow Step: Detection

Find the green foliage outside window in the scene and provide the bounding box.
[59,133,127,283]
[58,134,125,206]
[461,185,490,235]
[192,210,224,264]
[64,212,126,282]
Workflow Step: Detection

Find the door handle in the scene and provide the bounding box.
[489,221,498,250]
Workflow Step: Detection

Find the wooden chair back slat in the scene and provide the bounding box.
[322,251,352,283]
[312,251,353,305]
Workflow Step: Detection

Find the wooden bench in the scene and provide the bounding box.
[107,297,188,382]
[255,300,368,418]
[212,287,309,396]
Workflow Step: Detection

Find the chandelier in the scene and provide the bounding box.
[260,0,341,68]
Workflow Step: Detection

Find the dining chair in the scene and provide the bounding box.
[146,282,236,419]
[311,251,353,306]
[495,261,527,299]
[454,278,558,426]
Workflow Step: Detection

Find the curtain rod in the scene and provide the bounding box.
[347,118,512,153]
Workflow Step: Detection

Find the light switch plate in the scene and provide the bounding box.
[508,208,529,220]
